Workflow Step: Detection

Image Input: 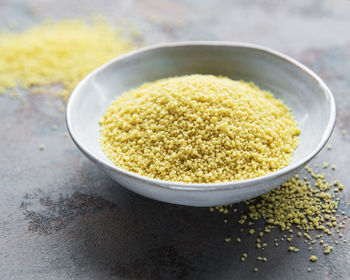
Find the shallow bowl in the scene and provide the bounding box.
[66,42,336,207]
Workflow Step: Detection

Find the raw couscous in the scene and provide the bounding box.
[0,19,134,101]
[100,74,301,183]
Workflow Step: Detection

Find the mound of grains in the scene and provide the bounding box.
[0,19,134,101]
[239,168,340,232]
[100,74,301,183]
[213,164,347,272]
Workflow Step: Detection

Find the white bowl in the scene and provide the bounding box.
[66,42,336,207]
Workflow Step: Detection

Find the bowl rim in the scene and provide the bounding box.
[66,41,336,191]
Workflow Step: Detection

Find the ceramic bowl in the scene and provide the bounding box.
[66,42,336,207]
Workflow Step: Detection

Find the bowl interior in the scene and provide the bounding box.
[68,43,333,180]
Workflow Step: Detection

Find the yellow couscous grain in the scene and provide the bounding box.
[309,255,318,262]
[323,245,333,254]
[100,74,300,183]
[288,246,299,253]
[0,19,134,101]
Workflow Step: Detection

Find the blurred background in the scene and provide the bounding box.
[0,0,349,279]
[2,0,350,52]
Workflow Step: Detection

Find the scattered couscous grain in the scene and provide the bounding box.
[288,246,299,253]
[211,164,347,272]
[0,19,134,101]
[323,245,333,254]
[309,255,318,262]
[39,144,45,151]
[243,168,340,233]
[100,75,300,183]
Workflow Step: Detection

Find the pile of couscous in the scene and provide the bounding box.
[213,164,347,272]
[100,74,301,183]
[0,19,134,101]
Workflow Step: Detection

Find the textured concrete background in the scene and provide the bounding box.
[0,0,350,279]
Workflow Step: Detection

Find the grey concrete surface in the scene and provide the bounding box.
[0,0,350,279]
